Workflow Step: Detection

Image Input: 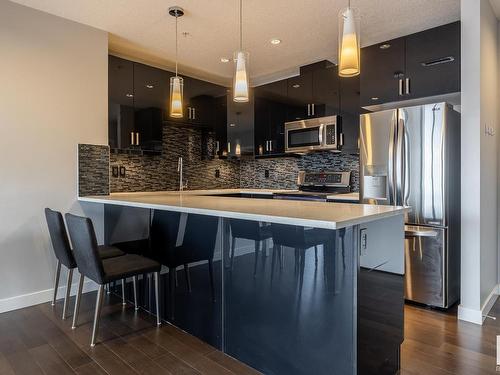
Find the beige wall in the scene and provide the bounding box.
[0,1,108,311]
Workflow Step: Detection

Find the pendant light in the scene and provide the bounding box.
[233,0,249,102]
[338,0,360,77]
[169,6,184,118]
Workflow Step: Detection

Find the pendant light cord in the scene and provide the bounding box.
[239,0,243,50]
[175,13,179,76]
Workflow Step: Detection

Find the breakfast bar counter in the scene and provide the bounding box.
[79,190,407,375]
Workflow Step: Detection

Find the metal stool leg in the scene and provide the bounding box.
[121,278,126,306]
[154,272,161,326]
[72,274,84,329]
[133,276,138,310]
[253,241,261,277]
[62,268,73,320]
[90,285,105,347]
[184,264,192,292]
[52,261,61,306]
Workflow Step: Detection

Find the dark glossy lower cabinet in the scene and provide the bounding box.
[105,206,403,375]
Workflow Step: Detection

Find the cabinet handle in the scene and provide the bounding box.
[188,107,192,119]
[398,79,404,96]
[339,133,344,147]
[307,104,311,116]
[216,141,220,152]
[192,108,196,120]
[269,140,273,151]
[135,132,140,146]
[405,78,410,95]
[312,104,315,116]
[130,132,135,145]
[228,142,231,153]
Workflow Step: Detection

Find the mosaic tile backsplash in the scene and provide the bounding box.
[240,152,360,191]
[110,124,240,192]
[79,125,359,195]
[78,144,109,196]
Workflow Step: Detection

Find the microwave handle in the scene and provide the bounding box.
[319,124,324,145]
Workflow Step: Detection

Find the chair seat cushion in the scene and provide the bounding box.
[102,254,161,282]
[98,245,125,259]
[303,228,331,248]
[112,239,150,255]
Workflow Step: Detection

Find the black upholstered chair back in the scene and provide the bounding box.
[229,218,261,241]
[150,210,181,265]
[45,208,77,269]
[65,213,105,284]
[183,214,219,264]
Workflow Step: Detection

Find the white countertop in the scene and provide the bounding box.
[78,189,407,230]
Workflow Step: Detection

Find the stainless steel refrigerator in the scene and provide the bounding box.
[360,102,460,308]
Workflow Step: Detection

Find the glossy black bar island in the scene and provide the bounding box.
[81,191,406,375]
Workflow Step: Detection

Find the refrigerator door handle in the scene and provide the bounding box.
[388,114,397,205]
[395,116,405,206]
[403,119,410,206]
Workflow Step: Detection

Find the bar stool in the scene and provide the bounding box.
[151,211,218,319]
[44,208,125,319]
[65,213,162,347]
[229,219,272,276]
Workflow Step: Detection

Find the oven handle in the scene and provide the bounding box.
[319,124,324,145]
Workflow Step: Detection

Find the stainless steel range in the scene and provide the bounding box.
[273,171,351,202]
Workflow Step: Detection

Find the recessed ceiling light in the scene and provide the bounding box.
[270,38,281,45]
[220,57,230,63]
[379,43,391,50]
[126,93,134,98]
[146,84,154,89]
[229,123,236,127]
[371,97,379,101]
[292,84,300,89]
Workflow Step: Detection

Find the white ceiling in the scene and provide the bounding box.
[11,0,460,86]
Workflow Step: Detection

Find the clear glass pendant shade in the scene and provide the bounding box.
[233,51,249,103]
[338,7,360,77]
[170,76,184,118]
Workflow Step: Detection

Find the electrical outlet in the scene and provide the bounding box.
[119,166,126,177]
[360,228,368,256]
[215,169,220,178]
[112,165,119,178]
[265,169,270,178]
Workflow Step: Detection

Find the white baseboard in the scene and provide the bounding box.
[0,279,98,314]
[458,284,500,325]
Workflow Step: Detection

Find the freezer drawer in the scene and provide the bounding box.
[404,225,447,307]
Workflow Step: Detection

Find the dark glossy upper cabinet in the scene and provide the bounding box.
[360,21,460,107]
[286,72,313,121]
[108,56,135,150]
[213,95,228,157]
[360,38,405,107]
[227,90,254,157]
[405,21,460,98]
[133,62,169,152]
[254,80,287,156]
[312,62,340,117]
[181,76,225,126]
[339,75,361,153]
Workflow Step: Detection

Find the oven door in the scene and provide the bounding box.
[285,125,323,153]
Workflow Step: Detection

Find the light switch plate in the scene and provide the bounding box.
[360,228,368,256]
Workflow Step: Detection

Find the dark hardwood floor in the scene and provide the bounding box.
[0,291,498,374]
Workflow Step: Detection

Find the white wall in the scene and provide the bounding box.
[459,0,499,324]
[0,1,108,312]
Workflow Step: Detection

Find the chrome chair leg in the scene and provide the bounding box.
[184,264,192,292]
[72,274,84,329]
[62,268,73,320]
[90,284,105,347]
[121,278,126,306]
[154,272,161,326]
[132,276,138,311]
[52,261,61,306]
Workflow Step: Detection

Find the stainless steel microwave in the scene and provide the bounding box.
[284,115,341,153]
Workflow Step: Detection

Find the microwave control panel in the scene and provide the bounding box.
[325,124,337,145]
